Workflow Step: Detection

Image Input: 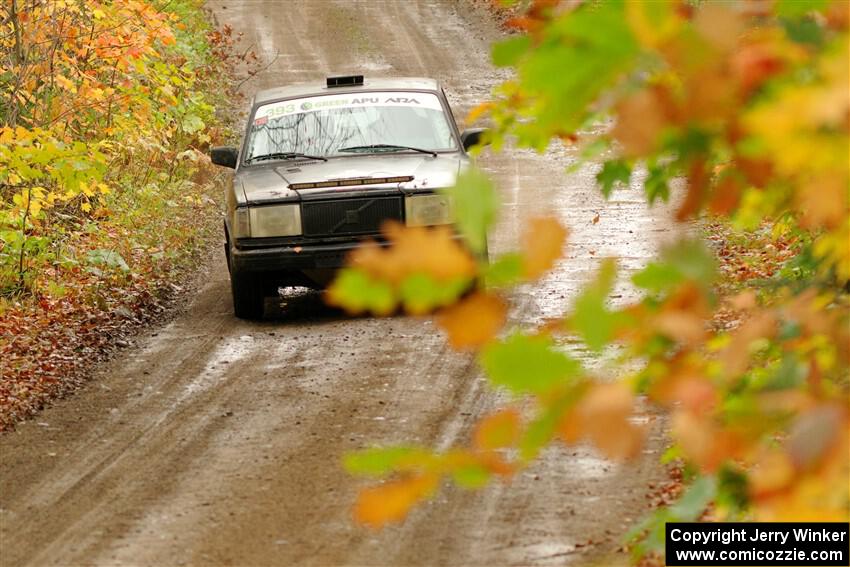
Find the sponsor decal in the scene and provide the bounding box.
[254,91,443,122]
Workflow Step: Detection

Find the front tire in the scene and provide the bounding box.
[231,269,265,319]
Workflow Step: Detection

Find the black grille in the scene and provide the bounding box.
[302,196,403,236]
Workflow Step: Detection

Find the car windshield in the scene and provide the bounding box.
[245,91,457,161]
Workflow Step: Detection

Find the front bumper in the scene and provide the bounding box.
[231,238,373,272]
[230,231,472,273]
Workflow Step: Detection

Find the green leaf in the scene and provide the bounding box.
[519,397,566,460]
[86,248,130,272]
[492,36,531,67]
[344,446,428,477]
[632,262,683,294]
[625,475,717,560]
[765,353,806,390]
[662,239,716,285]
[715,465,749,515]
[442,168,499,254]
[644,163,670,204]
[328,268,396,315]
[181,114,205,134]
[515,2,639,136]
[782,17,825,46]
[398,273,469,313]
[775,0,827,18]
[631,240,716,293]
[596,159,631,198]
[451,464,491,489]
[484,253,524,287]
[480,333,582,395]
[571,259,620,351]
[670,475,716,519]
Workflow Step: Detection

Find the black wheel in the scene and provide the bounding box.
[224,224,232,273]
[231,269,265,319]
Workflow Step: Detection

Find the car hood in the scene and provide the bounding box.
[235,154,464,204]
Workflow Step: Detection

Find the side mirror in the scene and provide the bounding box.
[460,128,490,152]
[210,146,239,169]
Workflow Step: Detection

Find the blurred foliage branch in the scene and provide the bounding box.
[331,0,849,550]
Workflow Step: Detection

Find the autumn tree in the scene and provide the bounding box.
[0,0,239,428]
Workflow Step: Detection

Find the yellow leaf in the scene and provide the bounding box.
[625,1,682,48]
[54,74,76,93]
[437,292,506,350]
[92,8,105,19]
[81,202,92,213]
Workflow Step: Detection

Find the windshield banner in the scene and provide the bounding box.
[254,91,444,123]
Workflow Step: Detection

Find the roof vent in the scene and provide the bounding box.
[326,75,364,88]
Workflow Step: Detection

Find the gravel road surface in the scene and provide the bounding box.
[0,2,681,565]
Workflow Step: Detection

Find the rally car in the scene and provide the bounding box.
[210,75,488,319]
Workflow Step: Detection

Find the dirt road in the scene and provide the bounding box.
[0,2,681,565]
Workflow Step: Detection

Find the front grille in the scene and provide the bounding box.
[302,196,403,237]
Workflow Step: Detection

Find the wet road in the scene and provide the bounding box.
[0,1,681,565]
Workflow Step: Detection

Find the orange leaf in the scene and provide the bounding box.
[694,2,743,52]
[749,449,795,500]
[669,376,719,415]
[653,310,706,347]
[521,216,568,280]
[559,382,645,461]
[797,175,848,230]
[465,101,494,126]
[473,409,521,451]
[728,289,757,311]
[708,175,742,215]
[672,410,745,472]
[719,311,778,378]
[351,223,477,285]
[612,89,668,157]
[354,474,437,529]
[580,383,645,461]
[676,158,708,222]
[504,16,535,32]
[437,292,506,350]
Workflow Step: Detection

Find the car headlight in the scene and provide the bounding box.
[233,204,302,238]
[405,193,453,227]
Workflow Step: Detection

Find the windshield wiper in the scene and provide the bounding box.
[337,144,437,157]
[248,152,328,163]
